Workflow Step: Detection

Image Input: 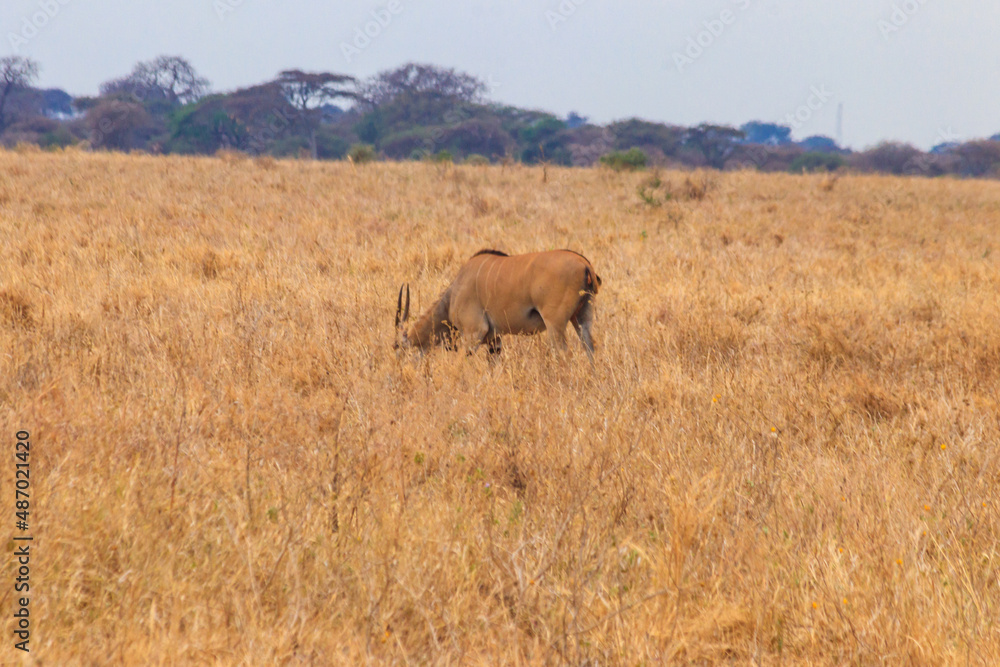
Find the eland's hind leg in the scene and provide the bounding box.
[539,301,579,358]
[540,317,569,356]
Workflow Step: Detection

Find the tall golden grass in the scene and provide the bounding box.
[1,149,999,664]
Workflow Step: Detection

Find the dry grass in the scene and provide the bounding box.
[2,149,999,664]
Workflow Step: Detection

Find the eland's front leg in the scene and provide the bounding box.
[455,313,491,356]
[486,330,502,355]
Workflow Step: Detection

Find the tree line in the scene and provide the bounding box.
[2,54,999,177]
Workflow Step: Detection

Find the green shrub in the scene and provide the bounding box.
[600,147,648,171]
[315,132,350,160]
[347,143,377,164]
[39,126,77,150]
[464,154,490,166]
[636,171,671,207]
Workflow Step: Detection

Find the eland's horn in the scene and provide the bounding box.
[395,284,404,328]
[403,284,410,322]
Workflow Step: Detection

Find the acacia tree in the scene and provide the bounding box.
[0,56,40,133]
[276,70,356,158]
[100,56,209,107]
[952,140,1000,177]
[684,124,746,169]
[223,82,297,154]
[86,100,152,151]
[853,141,922,175]
[359,63,486,109]
[608,118,685,157]
[354,64,489,150]
[277,70,355,111]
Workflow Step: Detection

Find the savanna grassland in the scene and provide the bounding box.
[1,148,999,665]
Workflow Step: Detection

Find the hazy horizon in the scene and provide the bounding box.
[4,0,998,150]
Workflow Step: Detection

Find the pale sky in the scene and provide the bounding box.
[3,0,998,150]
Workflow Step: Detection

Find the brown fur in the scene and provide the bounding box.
[397,250,601,359]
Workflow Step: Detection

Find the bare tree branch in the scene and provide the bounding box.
[0,56,40,133]
[100,56,209,106]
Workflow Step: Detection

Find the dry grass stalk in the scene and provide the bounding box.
[1,150,999,663]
